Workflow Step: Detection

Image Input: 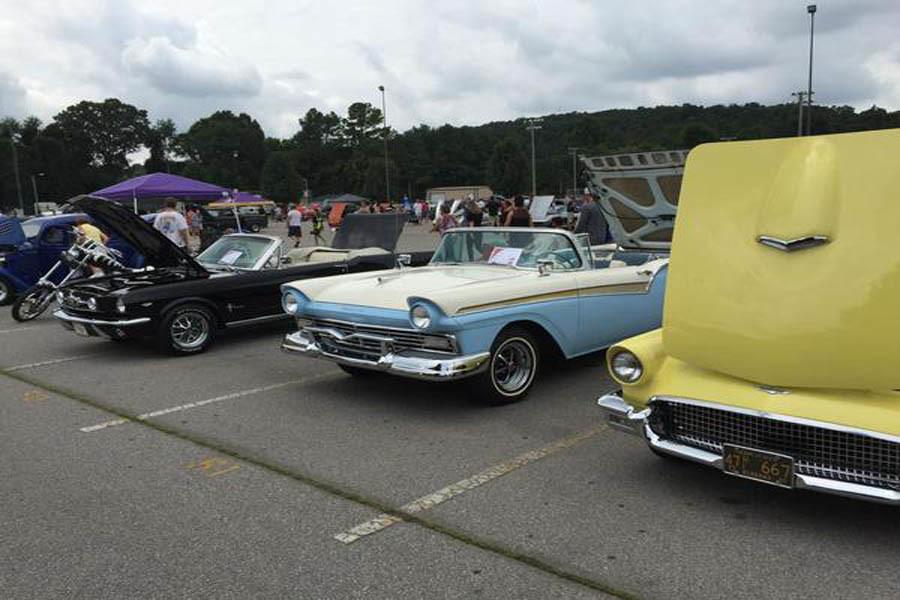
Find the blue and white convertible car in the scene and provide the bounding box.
[281,226,668,403]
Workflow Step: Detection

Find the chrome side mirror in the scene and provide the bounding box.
[397,253,412,269]
[537,259,554,276]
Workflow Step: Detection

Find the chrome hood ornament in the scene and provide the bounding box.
[757,235,829,252]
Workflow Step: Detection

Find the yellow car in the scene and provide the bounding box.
[598,129,900,504]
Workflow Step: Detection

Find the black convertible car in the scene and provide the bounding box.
[54,196,430,354]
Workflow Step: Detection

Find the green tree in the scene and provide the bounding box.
[177,111,267,189]
[51,99,150,169]
[341,102,385,147]
[145,118,177,173]
[260,151,300,202]
[487,137,529,195]
[680,123,718,148]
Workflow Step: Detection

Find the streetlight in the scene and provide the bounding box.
[806,4,817,135]
[526,118,543,198]
[567,147,580,198]
[378,85,390,203]
[30,172,44,216]
[791,91,806,136]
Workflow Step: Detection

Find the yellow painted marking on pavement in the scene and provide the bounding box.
[22,389,49,403]
[78,372,339,433]
[334,424,606,544]
[186,456,241,478]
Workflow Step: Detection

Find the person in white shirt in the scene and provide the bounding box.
[153,199,190,248]
[287,205,303,248]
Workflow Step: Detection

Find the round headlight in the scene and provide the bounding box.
[56,291,65,304]
[87,297,98,311]
[410,305,431,329]
[611,350,643,383]
[116,298,126,314]
[282,292,299,315]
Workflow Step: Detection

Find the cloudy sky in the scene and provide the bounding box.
[2,0,900,138]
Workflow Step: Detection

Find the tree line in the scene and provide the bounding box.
[2,97,898,211]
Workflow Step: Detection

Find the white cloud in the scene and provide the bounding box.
[122,36,262,97]
[0,0,899,137]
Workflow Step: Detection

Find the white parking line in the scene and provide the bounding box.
[333,424,606,544]
[3,354,100,372]
[80,372,339,433]
[0,327,40,334]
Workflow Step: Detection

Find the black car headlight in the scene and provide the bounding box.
[87,297,98,311]
[116,298,126,314]
[610,350,643,383]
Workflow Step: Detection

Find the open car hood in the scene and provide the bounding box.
[332,212,405,252]
[582,150,688,250]
[0,216,26,248]
[71,195,206,274]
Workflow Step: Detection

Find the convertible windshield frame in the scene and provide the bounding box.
[196,233,281,271]
[430,227,587,271]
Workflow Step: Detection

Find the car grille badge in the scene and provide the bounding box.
[757,235,829,252]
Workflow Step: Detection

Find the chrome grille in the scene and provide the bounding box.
[307,318,454,360]
[650,399,900,491]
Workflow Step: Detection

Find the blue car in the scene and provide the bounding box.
[281,227,669,403]
[0,214,143,305]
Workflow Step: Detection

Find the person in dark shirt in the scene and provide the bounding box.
[505,196,532,227]
[574,193,608,244]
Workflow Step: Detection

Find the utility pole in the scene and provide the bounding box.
[806,4,817,136]
[526,118,542,198]
[7,137,24,214]
[30,172,44,216]
[378,85,390,203]
[567,147,580,197]
[791,91,806,136]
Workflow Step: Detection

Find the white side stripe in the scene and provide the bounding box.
[80,373,337,433]
[334,424,606,544]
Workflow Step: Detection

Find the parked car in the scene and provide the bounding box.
[0,213,143,305]
[281,227,668,403]
[54,196,430,354]
[201,206,268,233]
[598,129,900,504]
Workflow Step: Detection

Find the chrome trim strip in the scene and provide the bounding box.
[53,310,151,327]
[596,393,900,505]
[281,330,488,381]
[224,313,289,328]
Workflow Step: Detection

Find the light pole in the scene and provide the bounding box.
[6,135,24,215]
[567,147,580,198]
[526,118,542,198]
[378,85,390,203]
[30,172,44,216]
[791,91,806,136]
[806,4,817,136]
[300,176,309,203]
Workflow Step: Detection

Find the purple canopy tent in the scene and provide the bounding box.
[91,173,229,214]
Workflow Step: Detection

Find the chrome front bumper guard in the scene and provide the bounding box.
[281,329,490,381]
[54,310,151,327]
[597,393,900,505]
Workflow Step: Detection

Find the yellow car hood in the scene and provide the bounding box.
[663,129,900,391]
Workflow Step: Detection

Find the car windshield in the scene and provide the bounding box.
[431,229,583,270]
[197,235,275,270]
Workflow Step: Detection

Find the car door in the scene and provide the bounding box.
[571,263,664,355]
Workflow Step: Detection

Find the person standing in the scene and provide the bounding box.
[573,192,609,245]
[153,199,190,249]
[74,218,109,245]
[504,196,533,227]
[433,203,458,235]
[310,207,326,245]
[487,196,500,226]
[287,204,303,248]
[463,198,483,227]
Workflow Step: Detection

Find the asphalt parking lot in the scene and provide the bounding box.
[3,222,899,599]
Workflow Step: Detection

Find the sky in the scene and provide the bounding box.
[2,0,900,139]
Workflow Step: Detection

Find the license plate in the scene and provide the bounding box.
[722,444,794,488]
[73,323,91,337]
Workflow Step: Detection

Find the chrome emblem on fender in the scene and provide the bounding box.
[757,235,829,252]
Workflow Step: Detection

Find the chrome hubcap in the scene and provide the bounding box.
[170,311,209,349]
[491,338,535,395]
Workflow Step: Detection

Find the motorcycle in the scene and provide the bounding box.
[11,234,127,322]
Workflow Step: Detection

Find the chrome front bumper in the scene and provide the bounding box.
[597,393,900,505]
[281,329,490,381]
[54,309,151,327]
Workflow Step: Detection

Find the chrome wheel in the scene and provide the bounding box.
[490,337,536,396]
[169,310,210,350]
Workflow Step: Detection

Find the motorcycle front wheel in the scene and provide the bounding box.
[12,286,55,322]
